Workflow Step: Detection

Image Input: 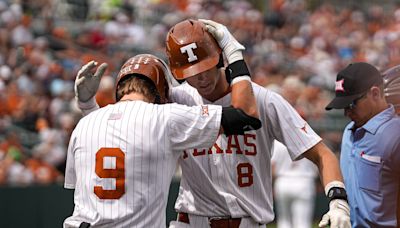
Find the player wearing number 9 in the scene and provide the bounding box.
[64,53,261,227]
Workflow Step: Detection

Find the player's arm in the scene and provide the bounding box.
[220,76,261,135]
[64,129,78,189]
[303,142,343,187]
[200,19,261,135]
[303,142,350,228]
[74,61,108,116]
[217,67,261,134]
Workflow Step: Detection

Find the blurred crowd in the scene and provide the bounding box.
[0,0,399,186]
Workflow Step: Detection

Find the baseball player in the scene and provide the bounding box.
[164,19,350,228]
[75,20,350,228]
[64,54,261,228]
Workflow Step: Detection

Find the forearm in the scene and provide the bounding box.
[306,142,350,228]
[304,142,343,187]
[222,76,261,135]
[231,78,259,119]
[319,152,343,187]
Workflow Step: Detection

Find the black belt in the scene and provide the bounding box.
[79,222,90,228]
[177,212,242,228]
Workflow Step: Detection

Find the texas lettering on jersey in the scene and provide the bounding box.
[182,133,257,158]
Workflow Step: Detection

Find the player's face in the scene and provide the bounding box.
[186,67,220,97]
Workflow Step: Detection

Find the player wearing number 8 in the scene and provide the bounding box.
[165,19,350,227]
[64,54,261,227]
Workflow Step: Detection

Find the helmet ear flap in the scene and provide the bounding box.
[216,53,224,68]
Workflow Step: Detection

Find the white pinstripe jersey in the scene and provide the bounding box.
[171,82,322,224]
[64,100,222,228]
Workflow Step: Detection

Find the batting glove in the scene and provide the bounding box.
[199,19,245,64]
[319,181,351,228]
[74,60,107,111]
[319,199,350,228]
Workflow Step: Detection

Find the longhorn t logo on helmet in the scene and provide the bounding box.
[180,43,198,63]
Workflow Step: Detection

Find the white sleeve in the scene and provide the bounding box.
[167,103,222,151]
[64,129,77,189]
[169,86,181,104]
[267,92,321,160]
[169,83,199,106]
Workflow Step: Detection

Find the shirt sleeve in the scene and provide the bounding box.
[169,84,197,105]
[266,92,322,160]
[64,129,77,189]
[167,103,222,152]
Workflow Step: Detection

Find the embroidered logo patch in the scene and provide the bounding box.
[335,79,345,92]
[201,105,209,117]
[109,113,122,120]
[301,123,307,133]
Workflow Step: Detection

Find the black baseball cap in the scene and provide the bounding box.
[325,62,383,110]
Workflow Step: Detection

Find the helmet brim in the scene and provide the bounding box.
[171,54,220,80]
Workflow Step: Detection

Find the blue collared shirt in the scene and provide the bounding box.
[341,105,400,228]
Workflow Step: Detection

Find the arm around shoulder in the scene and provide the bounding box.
[223,71,260,135]
[200,19,261,135]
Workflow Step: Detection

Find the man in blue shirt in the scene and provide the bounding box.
[326,62,400,228]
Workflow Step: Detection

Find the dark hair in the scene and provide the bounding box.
[116,74,160,103]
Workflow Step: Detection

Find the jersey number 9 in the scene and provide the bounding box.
[94,148,125,199]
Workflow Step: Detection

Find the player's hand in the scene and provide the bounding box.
[318,199,351,228]
[199,19,245,64]
[75,60,108,103]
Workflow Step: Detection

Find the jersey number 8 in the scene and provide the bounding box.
[94,148,125,199]
[237,163,253,187]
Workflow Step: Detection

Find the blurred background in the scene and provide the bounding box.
[0,0,399,227]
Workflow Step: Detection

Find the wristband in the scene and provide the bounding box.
[327,187,348,202]
[325,181,348,202]
[231,76,251,85]
[227,60,250,82]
